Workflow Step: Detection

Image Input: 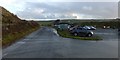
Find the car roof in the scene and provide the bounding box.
[78,27,87,29]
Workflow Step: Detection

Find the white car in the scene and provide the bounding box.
[83,26,96,30]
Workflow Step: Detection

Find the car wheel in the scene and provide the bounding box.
[87,33,92,37]
[74,33,78,36]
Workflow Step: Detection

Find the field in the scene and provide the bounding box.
[37,21,53,26]
[37,19,119,28]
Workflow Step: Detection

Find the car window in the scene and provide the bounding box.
[77,28,82,30]
[79,28,86,30]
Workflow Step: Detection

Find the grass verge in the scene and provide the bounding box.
[2,27,40,48]
[57,29,102,41]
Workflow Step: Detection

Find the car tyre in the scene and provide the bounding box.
[87,33,92,37]
[74,33,78,36]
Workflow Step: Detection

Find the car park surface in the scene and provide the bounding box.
[3,27,118,58]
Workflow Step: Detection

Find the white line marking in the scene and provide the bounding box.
[53,29,59,36]
[16,42,26,44]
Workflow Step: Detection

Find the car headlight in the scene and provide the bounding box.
[91,31,94,34]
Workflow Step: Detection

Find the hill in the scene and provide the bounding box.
[1,6,40,47]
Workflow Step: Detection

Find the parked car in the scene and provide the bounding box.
[83,26,96,30]
[54,23,70,30]
[103,26,111,29]
[70,27,94,37]
[69,25,79,31]
[89,26,96,30]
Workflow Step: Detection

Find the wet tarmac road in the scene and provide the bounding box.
[2,27,118,58]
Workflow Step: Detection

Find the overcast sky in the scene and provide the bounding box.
[0,0,119,20]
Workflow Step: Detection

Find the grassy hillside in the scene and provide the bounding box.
[1,6,40,47]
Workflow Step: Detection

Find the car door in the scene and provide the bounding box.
[77,28,85,36]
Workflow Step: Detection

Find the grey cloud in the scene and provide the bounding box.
[16,2,118,19]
